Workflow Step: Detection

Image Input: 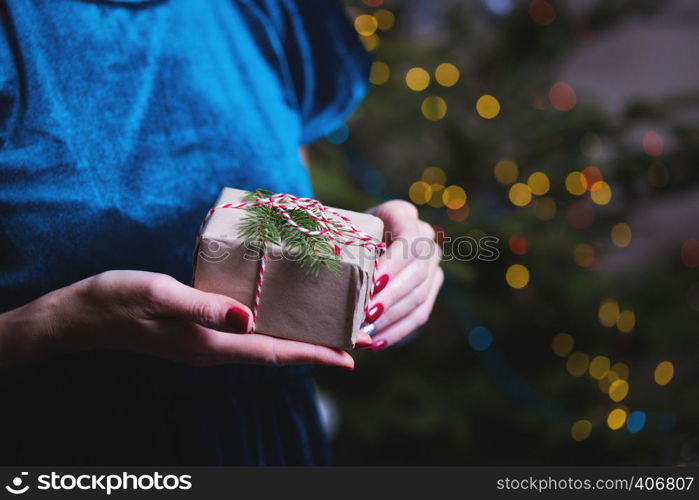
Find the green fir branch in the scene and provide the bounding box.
[238,189,343,277]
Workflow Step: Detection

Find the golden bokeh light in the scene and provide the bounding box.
[590,181,612,205]
[589,355,611,380]
[374,9,395,30]
[354,14,378,36]
[421,96,447,120]
[611,362,629,380]
[534,197,557,220]
[427,184,445,208]
[566,352,590,377]
[549,82,576,111]
[552,332,574,357]
[421,166,446,185]
[609,379,629,402]
[616,310,636,334]
[598,299,620,328]
[607,408,627,430]
[494,159,518,184]
[508,182,532,207]
[565,172,587,195]
[359,33,380,51]
[476,94,501,119]
[505,264,530,289]
[406,67,430,91]
[408,181,432,205]
[611,223,632,248]
[527,172,550,196]
[571,419,592,441]
[654,361,674,386]
[435,63,460,87]
[369,61,390,85]
[443,185,467,209]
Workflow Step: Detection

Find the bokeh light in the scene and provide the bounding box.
[566,352,589,377]
[427,184,446,208]
[406,67,430,91]
[571,419,592,441]
[589,355,611,380]
[476,94,501,119]
[369,61,390,85]
[374,9,395,31]
[565,172,587,195]
[508,235,528,256]
[443,185,467,209]
[643,130,664,157]
[505,264,529,289]
[435,63,460,87]
[573,243,595,268]
[527,172,550,195]
[408,181,432,205]
[612,362,629,380]
[361,0,384,7]
[534,197,556,220]
[354,14,378,36]
[616,310,636,333]
[607,408,627,430]
[654,361,674,386]
[421,96,447,120]
[359,33,380,51]
[468,326,493,351]
[681,238,699,268]
[552,332,574,357]
[611,223,632,248]
[598,299,620,328]
[494,158,518,184]
[548,82,576,111]
[590,181,612,205]
[447,204,470,222]
[422,166,446,185]
[529,0,556,26]
[609,379,629,402]
[626,411,647,434]
[508,182,532,207]
[582,165,602,188]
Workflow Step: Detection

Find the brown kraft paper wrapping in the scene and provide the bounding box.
[193,188,384,349]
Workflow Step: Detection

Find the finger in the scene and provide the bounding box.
[371,267,443,350]
[371,248,441,315]
[205,330,355,369]
[142,276,253,333]
[355,331,373,348]
[372,263,438,333]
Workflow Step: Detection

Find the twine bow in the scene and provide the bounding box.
[200,191,386,332]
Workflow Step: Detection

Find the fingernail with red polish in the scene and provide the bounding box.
[371,339,388,352]
[355,337,372,348]
[365,303,384,324]
[373,274,389,294]
[226,306,251,332]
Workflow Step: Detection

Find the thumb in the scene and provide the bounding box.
[148,277,253,333]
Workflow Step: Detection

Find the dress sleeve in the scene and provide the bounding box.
[244,0,372,145]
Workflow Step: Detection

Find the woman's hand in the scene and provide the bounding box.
[0,270,358,370]
[364,200,444,351]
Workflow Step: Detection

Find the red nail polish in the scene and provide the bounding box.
[371,339,388,352]
[373,274,389,294]
[355,337,372,348]
[226,306,250,332]
[365,303,384,323]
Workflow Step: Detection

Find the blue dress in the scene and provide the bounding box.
[0,0,370,464]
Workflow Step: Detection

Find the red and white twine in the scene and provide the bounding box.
[200,192,386,331]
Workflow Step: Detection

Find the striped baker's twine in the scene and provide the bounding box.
[200,192,385,332]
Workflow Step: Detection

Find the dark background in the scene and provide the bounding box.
[309,0,699,465]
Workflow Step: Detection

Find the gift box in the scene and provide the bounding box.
[193,187,384,349]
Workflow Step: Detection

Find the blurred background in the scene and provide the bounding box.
[308,0,699,465]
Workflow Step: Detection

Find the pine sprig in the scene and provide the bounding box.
[238,190,343,277]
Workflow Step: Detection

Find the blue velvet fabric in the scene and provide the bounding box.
[0,0,370,464]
